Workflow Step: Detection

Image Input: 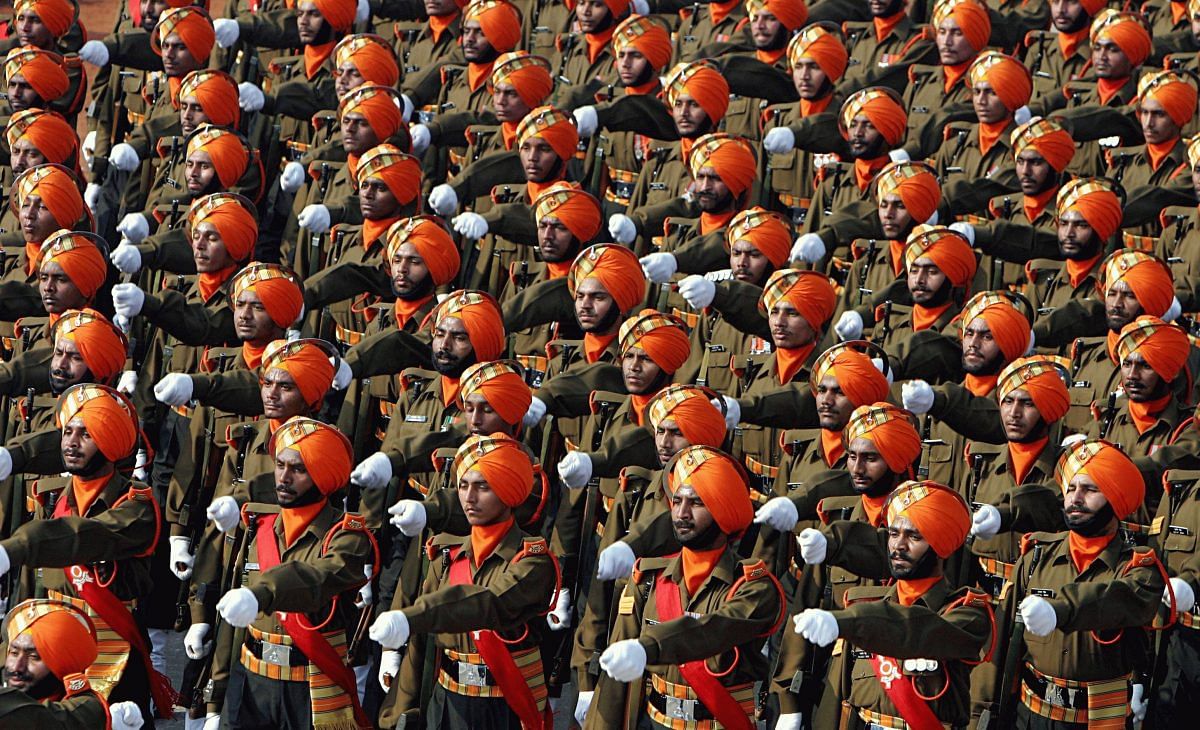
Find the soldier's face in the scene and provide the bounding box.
[815,375,855,431]
[1056,210,1100,260]
[360,177,403,221]
[50,337,94,394]
[846,114,885,159]
[1192,15,1200,44]
[425,0,459,16]
[296,2,331,45]
[537,216,579,263]
[617,48,653,88]
[14,10,54,50]
[520,137,564,184]
[576,0,615,34]
[1015,150,1055,196]
[670,484,720,545]
[972,82,1009,125]
[1193,161,1200,199]
[140,0,172,32]
[961,318,1006,375]
[61,416,110,477]
[458,468,511,525]
[492,82,532,124]
[847,437,895,495]
[654,418,691,467]
[907,257,950,306]
[191,221,236,273]
[768,301,818,349]
[341,113,381,155]
[622,346,665,395]
[275,447,318,506]
[877,193,914,239]
[936,18,975,67]
[750,11,786,51]
[1000,388,1047,443]
[1051,0,1089,34]
[1063,474,1112,529]
[234,289,284,344]
[4,633,52,696]
[179,96,212,136]
[868,0,904,18]
[335,62,367,99]
[1139,97,1182,145]
[9,138,47,175]
[463,393,515,436]
[6,74,43,113]
[693,168,735,213]
[160,34,201,78]
[887,515,937,579]
[262,368,310,420]
[432,316,478,377]
[38,261,88,314]
[185,150,218,195]
[461,21,496,63]
[672,95,712,139]
[1104,280,1143,332]
[1092,38,1133,80]
[389,242,434,299]
[730,239,773,284]
[575,277,620,333]
[792,58,831,101]
[1121,351,1169,402]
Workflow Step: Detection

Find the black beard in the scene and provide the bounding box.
[854,471,899,498]
[527,157,565,184]
[849,135,887,161]
[49,367,95,395]
[1010,420,1049,444]
[1059,238,1101,261]
[65,449,111,478]
[279,485,326,508]
[433,350,478,378]
[962,350,1005,376]
[580,302,622,334]
[1064,502,1116,537]
[679,117,715,140]
[674,519,725,549]
[394,275,434,301]
[542,240,581,264]
[5,670,64,700]
[890,545,939,580]
[628,369,671,397]
[755,27,788,51]
[625,63,656,89]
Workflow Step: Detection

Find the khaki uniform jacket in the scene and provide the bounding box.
[0,685,107,730]
[839,16,935,94]
[1022,30,1091,102]
[934,121,1020,218]
[902,63,975,160]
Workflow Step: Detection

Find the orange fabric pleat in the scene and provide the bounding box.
[471,517,514,566]
[1129,393,1171,434]
[682,546,725,596]
[964,373,999,397]
[1068,531,1115,574]
[71,474,110,517]
[281,500,326,548]
[912,302,951,332]
[776,342,815,384]
[1008,436,1048,484]
[896,575,941,606]
[821,428,845,467]
[584,332,617,363]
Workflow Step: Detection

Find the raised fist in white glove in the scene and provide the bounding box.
[369,610,411,648]
[970,504,1001,539]
[678,274,716,310]
[213,18,240,48]
[547,588,572,630]
[596,541,636,580]
[573,106,598,138]
[1013,105,1032,126]
[279,161,306,193]
[1169,576,1196,613]
[355,0,371,22]
[216,587,259,627]
[599,639,647,682]
[79,39,109,67]
[116,212,150,242]
[206,495,240,533]
[949,221,975,246]
[754,496,799,532]
[379,649,401,691]
[116,371,138,396]
[711,395,740,430]
[1060,433,1087,449]
[237,82,264,112]
[523,396,547,427]
[169,536,194,580]
[452,212,489,240]
[888,148,911,162]
[428,184,459,216]
[902,380,934,415]
[0,448,12,482]
[557,451,593,488]
[388,499,427,537]
[792,608,839,646]
[833,310,863,341]
[108,142,139,173]
[110,242,142,274]
[331,356,352,390]
[775,713,803,730]
[354,565,374,608]
[298,204,331,234]
[1130,683,1147,722]
[109,701,144,730]
[184,622,213,660]
[112,283,146,319]
[399,94,414,123]
[409,123,431,155]
[798,528,827,565]
[153,372,193,406]
[609,213,637,244]
[352,452,393,489]
[1019,595,1056,636]
[83,181,101,208]
[640,252,678,283]
[790,233,826,264]
[82,131,97,170]
[575,691,594,725]
[763,126,796,155]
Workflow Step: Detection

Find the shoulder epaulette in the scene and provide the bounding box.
[514,536,550,562]
[739,558,769,582]
[61,673,92,698]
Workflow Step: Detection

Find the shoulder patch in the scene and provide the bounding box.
[126,485,154,502]
[522,536,549,556]
[1128,548,1158,569]
[741,559,769,581]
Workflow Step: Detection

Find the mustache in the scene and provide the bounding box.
[673,520,694,530]
[889,550,914,563]
[7,670,34,683]
[276,484,297,495]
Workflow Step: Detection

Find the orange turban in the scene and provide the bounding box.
[689,133,757,197]
[534,183,602,243]
[787,24,848,81]
[668,446,753,534]
[4,47,68,105]
[759,269,837,329]
[262,339,337,409]
[459,360,533,425]
[7,600,97,681]
[516,106,579,163]
[726,207,792,269]
[1058,177,1121,241]
[335,34,400,88]
[666,61,730,124]
[612,15,673,73]
[619,309,691,374]
[490,52,553,108]
[16,164,82,229]
[272,418,353,496]
[961,291,1032,362]
[1056,439,1143,519]
[967,51,1032,113]
[14,0,73,37]
[845,403,922,474]
[356,144,422,205]
[1116,315,1192,382]
[647,385,728,448]
[841,87,907,147]
[874,161,941,225]
[933,0,990,52]
[885,480,971,557]
[1091,10,1152,68]
[179,70,240,128]
[57,384,138,462]
[187,193,257,262]
[1140,71,1198,128]
[386,215,461,286]
[1079,0,1106,15]
[154,7,215,62]
[231,263,305,328]
[463,0,523,54]
[341,85,403,144]
[1011,117,1075,172]
[904,225,977,289]
[187,126,250,189]
[455,433,534,507]
[312,0,358,32]
[997,356,1069,423]
[434,290,506,362]
[812,345,890,407]
[6,109,76,166]
[54,309,127,382]
[569,243,646,313]
[747,0,809,31]
[1106,251,1175,319]
[39,231,106,299]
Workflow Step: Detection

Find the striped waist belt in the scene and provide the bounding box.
[1020,663,1130,726]
[436,646,542,699]
[858,708,956,729]
[644,673,754,729]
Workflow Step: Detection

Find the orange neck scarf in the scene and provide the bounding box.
[979,120,1008,156]
[943,60,971,94]
[471,517,513,566]
[363,215,401,249]
[394,294,433,329]
[527,178,560,203]
[699,209,735,235]
[429,11,458,44]
[467,61,494,92]
[199,265,236,302]
[680,137,696,164]
[501,121,519,150]
[912,301,952,332]
[874,9,905,42]
[546,260,573,279]
[1173,0,1188,25]
[167,76,184,108]
[24,242,40,277]
[862,492,889,527]
[630,392,655,426]
[709,0,740,25]
[586,26,616,64]
[242,341,266,370]
[1068,530,1115,574]
[624,78,661,96]
[821,428,845,467]
[1058,26,1089,60]
[1023,186,1057,224]
[281,500,326,547]
[584,331,617,363]
[682,545,725,596]
[304,41,336,80]
[964,372,999,396]
[1008,436,1048,484]
[1097,76,1128,106]
[441,375,462,407]
[1106,329,1121,364]
[854,156,887,192]
[269,417,285,434]
[799,94,834,118]
[896,575,941,606]
[1147,138,1179,172]
[70,473,111,517]
[889,239,907,276]
[776,341,815,384]
[756,47,787,66]
[1129,392,1171,434]
[1066,253,1101,288]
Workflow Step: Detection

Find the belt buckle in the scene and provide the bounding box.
[261,640,292,666]
[1044,682,1070,708]
[664,696,697,721]
[458,662,488,687]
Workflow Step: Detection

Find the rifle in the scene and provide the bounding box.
[1100,390,1118,440]
[956,453,985,588]
[993,542,1043,727]
[858,239,878,306]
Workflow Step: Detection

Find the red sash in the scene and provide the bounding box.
[447,547,550,730]
[53,494,177,718]
[869,654,943,730]
[255,514,370,729]
[654,572,753,730]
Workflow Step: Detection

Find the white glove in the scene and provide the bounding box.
[557,451,593,489]
[902,658,940,672]
[609,213,637,244]
[599,639,647,682]
[1013,105,1032,126]
[279,161,306,193]
[238,82,264,112]
[400,94,414,123]
[169,536,194,580]
[202,714,219,730]
[108,142,139,173]
[388,499,427,536]
[547,588,572,630]
[631,0,650,12]
[409,123,431,155]
[640,252,677,283]
[596,541,636,580]
[1130,683,1147,722]
[1169,576,1196,613]
[522,396,547,427]
[331,356,352,390]
[763,126,796,155]
[833,310,863,341]
[153,372,193,406]
[798,528,827,565]
[352,452,393,489]
[575,691,594,725]
[970,504,1001,539]
[901,380,934,415]
[775,714,803,730]
[452,211,489,240]
[754,496,799,532]
[1019,595,1057,636]
[112,283,146,320]
[116,212,150,243]
[132,448,149,482]
[573,105,598,138]
[790,233,826,264]
[0,546,10,579]
[298,204,331,234]
[379,649,401,691]
[428,184,458,216]
[213,18,240,48]
[792,608,839,646]
[355,0,371,22]
[369,610,411,648]
[1061,432,1087,449]
[711,395,739,430]
[82,132,97,173]
[888,148,911,162]
[948,221,975,246]
[206,495,240,533]
[83,181,101,208]
[0,448,11,481]
[184,622,213,660]
[925,210,939,226]
[109,701,144,730]
[678,275,716,310]
[354,565,374,608]
[1165,296,1182,323]
[216,587,259,628]
[79,39,109,66]
[110,242,142,274]
[116,370,138,396]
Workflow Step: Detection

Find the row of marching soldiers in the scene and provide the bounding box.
[9,0,1200,726]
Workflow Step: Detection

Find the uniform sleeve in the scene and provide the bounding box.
[832,599,991,661]
[537,363,625,418]
[709,280,771,340]
[0,344,52,398]
[589,423,655,478]
[973,220,1061,264]
[636,573,780,665]
[0,687,108,730]
[502,277,572,333]
[402,553,557,634]
[344,328,432,379]
[236,9,301,49]
[735,381,818,429]
[191,369,264,415]
[1047,554,1165,633]
[249,529,370,614]
[139,289,237,346]
[137,226,197,275]
[822,520,892,581]
[0,495,157,567]
[999,483,1064,534]
[929,383,1006,444]
[303,258,393,312]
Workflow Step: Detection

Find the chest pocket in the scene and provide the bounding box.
[1164,526,1197,556]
